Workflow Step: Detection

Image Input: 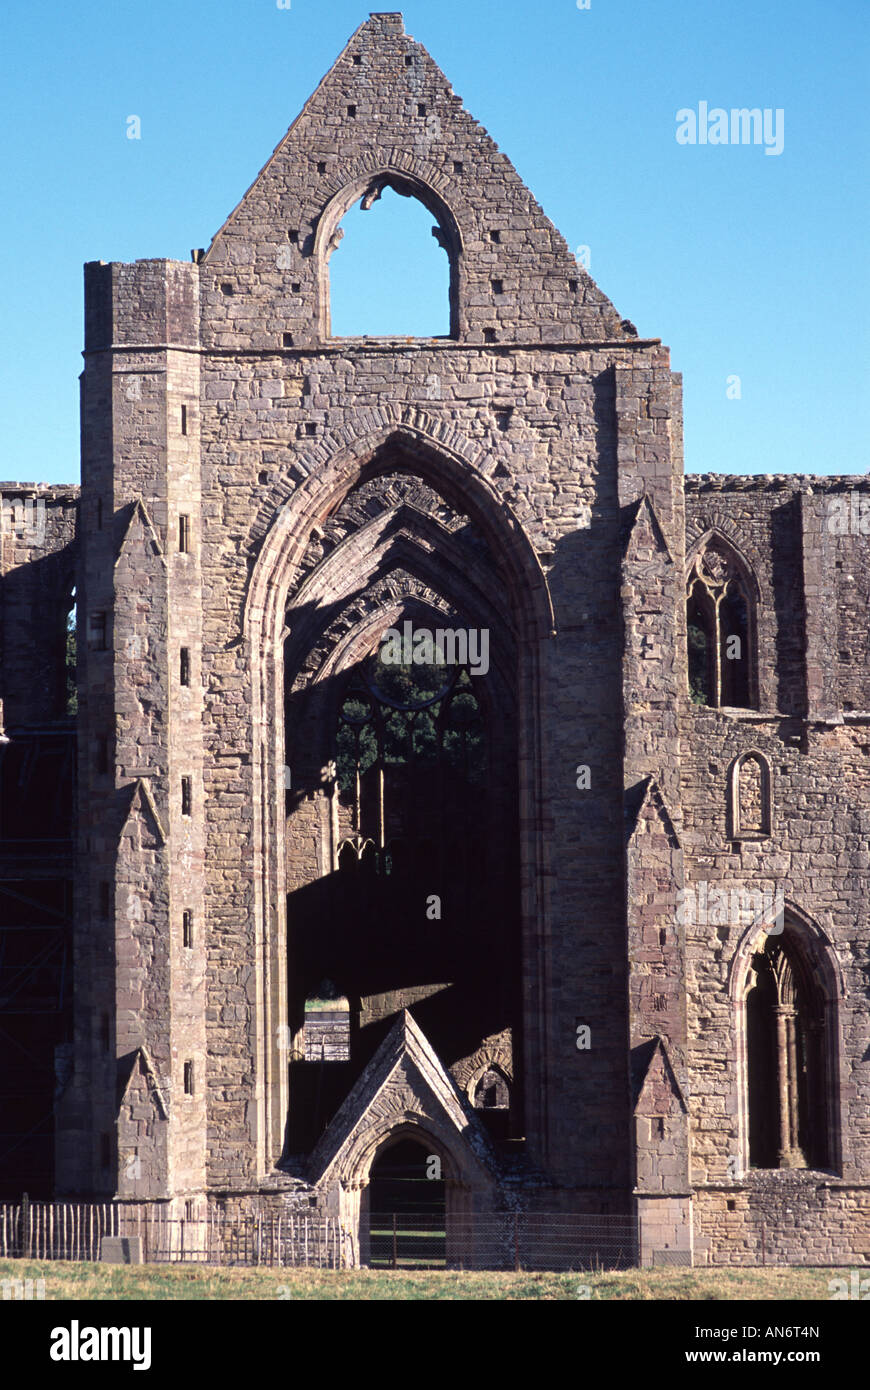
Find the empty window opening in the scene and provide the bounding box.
[287,229,299,243]
[283,332,294,348]
[453,161,464,174]
[405,54,414,66]
[490,229,501,243]
[304,981,350,1062]
[317,161,327,174]
[328,184,451,338]
[484,328,497,343]
[473,1067,510,1111]
[220,282,233,296]
[417,103,427,117]
[181,777,192,817]
[180,404,188,436]
[352,54,362,65]
[492,279,504,295]
[347,104,357,117]
[182,909,193,949]
[65,588,77,715]
[292,282,301,293]
[686,539,756,710]
[744,931,832,1171]
[179,647,191,687]
[184,1061,194,1095]
[178,515,191,554]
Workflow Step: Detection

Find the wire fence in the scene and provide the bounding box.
[0,1199,637,1271]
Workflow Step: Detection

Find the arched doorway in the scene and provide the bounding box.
[368,1137,446,1268]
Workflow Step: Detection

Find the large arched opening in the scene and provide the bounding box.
[244,416,554,1179]
[282,457,522,1153]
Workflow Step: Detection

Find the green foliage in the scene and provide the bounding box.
[687,621,709,706]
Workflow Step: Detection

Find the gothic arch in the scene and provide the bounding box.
[314,169,464,339]
[247,416,554,640]
[471,1063,511,1111]
[686,531,759,710]
[729,904,843,1175]
[282,507,516,697]
[243,421,553,1177]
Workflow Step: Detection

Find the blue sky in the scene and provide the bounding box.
[1,0,867,483]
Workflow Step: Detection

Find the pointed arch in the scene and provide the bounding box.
[729,904,843,1175]
[471,1063,511,1111]
[244,420,554,1177]
[246,416,554,644]
[314,170,464,339]
[686,531,759,709]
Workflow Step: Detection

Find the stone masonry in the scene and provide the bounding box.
[0,14,867,1268]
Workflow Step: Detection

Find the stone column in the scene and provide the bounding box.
[775,1004,804,1168]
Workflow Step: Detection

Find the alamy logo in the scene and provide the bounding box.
[826,493,870,535]
[676,103,784,156]
[379,620,490,677]
[2,1277,45,1300]
[49,1321,152,1371]
[676,883,784,933]
[0,497,45,544]
[828,1271,870,1300]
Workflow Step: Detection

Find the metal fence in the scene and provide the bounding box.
[0,1202,346,1268]
[0,1200,637,1271]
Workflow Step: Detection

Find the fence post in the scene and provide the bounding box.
[21,1193,30,1259]
[392,1214,397,1269]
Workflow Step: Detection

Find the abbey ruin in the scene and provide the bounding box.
[1,13,868,1268]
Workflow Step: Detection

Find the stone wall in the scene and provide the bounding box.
[36,13,870,1267]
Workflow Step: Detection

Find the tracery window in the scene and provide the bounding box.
[743,933,831,1170]
[686,539,756,709]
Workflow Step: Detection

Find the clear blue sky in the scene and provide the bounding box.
[1,0,867,483]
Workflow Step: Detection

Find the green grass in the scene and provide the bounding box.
[0,1259,849,1301]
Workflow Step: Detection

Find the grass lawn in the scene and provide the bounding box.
[0,1259,847,1301]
